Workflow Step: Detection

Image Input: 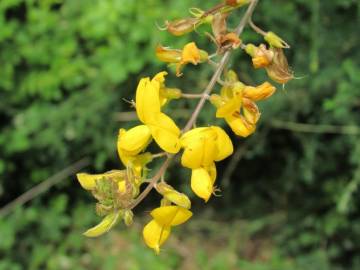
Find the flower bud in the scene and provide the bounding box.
[123,210,134,227]
[264,31,290,49]
[156,183,191,209]
[181,42,201,65]
[165,18,199,36]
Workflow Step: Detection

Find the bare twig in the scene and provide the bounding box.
[0,158,90,217]
[129,0,260,210]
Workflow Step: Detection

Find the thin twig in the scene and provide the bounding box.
[128,0,260,210]
[181,93,208,99]
[271,120,360,135]
[0,158,90,217]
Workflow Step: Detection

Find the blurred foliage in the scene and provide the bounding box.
[0,0,359,269]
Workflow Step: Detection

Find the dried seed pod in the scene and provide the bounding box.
[165,18,199,36]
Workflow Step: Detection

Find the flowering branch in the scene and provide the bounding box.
[129,0,260,210]
[76,0,294,254]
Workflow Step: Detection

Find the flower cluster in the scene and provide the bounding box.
[77,0,293,254]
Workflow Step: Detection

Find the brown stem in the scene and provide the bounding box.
[129,0,260,210]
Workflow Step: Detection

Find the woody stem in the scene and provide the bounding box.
[128,0,260,210]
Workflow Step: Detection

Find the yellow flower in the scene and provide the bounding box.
[117,125,151,156]
[117,128,153,179]
[210,70,276,137]
[156,43,208,77]
[180,127,232,201]
[180,126,233,169]
[143,206,192,254]
[135,72,181,153]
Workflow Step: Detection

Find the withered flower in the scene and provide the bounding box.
[246,44,293,84]
[211,13,241,52]
[266,47,293,84]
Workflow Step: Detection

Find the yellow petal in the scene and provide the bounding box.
[76,171,125,190]
[83,212,121,237]
[163,191,191,209]
[205,163,217,185]
[117,125,152,156]
[225,114,256,137]
[243,98,261,125]
[152,71,168,84]
[243,82,276,101]
[118,180,126,193]
[150,206,192,226]
[211,126,233,161]
[143,219,171,254]
[216,84,243,118]
[156,45,182,63]
[181,42,200,65]
[136,77,161,123]
[180,127,208,147]
[181,129,217,169]
[148,113,181,153]
[191,168,213,202]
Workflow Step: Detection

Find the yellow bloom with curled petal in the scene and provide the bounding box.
[210,70,276,137]
[135,72,181,153]
[156,43,208,77]
[180,126,232,201]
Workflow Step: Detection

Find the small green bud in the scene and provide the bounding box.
[264,32,290,49]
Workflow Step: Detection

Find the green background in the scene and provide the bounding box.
[0,0,359,269]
